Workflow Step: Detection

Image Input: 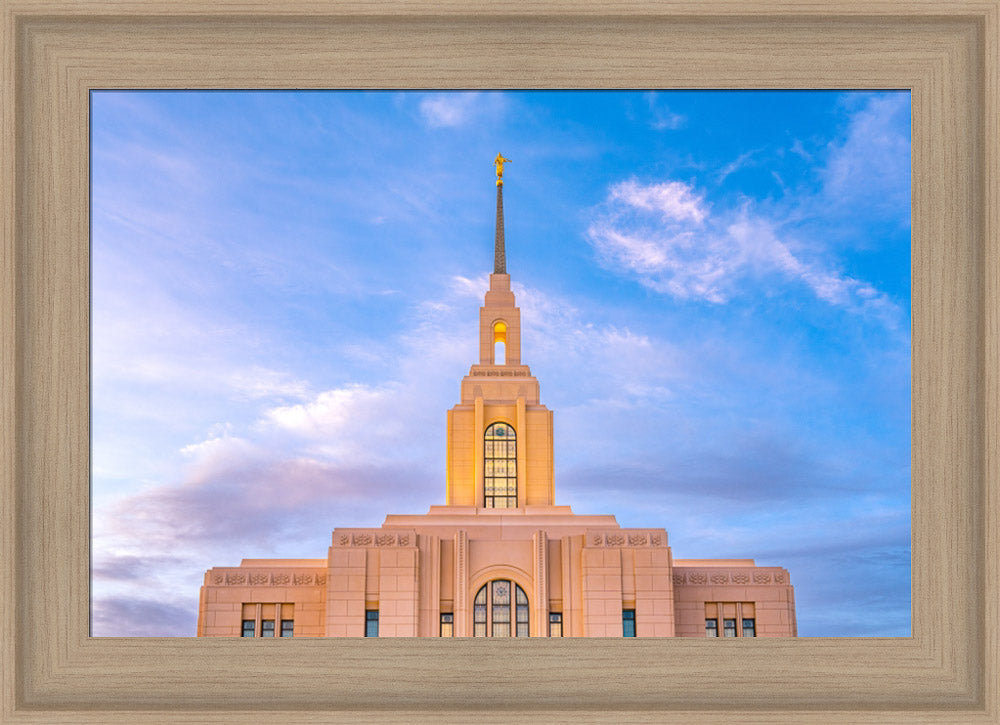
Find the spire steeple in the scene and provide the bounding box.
[493,153,511,274]
[494,183,506,274]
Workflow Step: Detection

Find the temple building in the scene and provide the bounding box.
[196,155,797,639]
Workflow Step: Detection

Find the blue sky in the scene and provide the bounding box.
[90,90,911,637]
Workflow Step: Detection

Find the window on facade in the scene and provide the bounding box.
[484,422,517,508]
[706,602,756,638]
[280,619,294,637]
[365,610,379,637]
[260,619,275,637]
[623,609,636,637]
[473,580,529,636]
[241,619,255,637]
[440,613,454,637]
[549,612,563,637]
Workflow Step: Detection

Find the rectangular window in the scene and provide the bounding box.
[549,612,562,637]
[742,618,756,637]
[261,619,275,637]
[241,619,255,637]
[723,618,737,637]
[365,610,379,637]
[622,609,636,637]
[440,613,454,638]
[705,618,718,637]
[280,619,294,637]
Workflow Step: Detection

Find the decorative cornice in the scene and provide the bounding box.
[671,569,789,586]
[332,529,415,547]
[586,529,666,548]
[209,569,326,587]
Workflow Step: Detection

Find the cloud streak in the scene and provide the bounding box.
[588,178,899,321]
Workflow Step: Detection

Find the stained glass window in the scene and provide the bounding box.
[484,422,517,508]
[515,586,530,637]
[472,580,529,637]
[473,586,487,637]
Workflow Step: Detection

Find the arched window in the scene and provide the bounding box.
[493,320,507,365]
[473,580,529,637]
[484,422,517,508]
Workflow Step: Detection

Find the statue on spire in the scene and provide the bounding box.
[494,153,512,186]
[493,153,508,273]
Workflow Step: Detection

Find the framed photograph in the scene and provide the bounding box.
[2,1,997,723]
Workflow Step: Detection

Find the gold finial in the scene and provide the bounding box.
[494,153,511,186]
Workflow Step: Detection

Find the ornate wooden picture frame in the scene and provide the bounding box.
[2,1,997,722]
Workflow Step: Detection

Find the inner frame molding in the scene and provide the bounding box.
[2,2,997,722]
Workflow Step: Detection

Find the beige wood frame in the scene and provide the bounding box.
[1,1,997,722]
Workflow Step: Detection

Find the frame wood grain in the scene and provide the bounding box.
[2,1,997,722]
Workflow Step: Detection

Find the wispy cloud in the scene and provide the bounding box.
[608,179,707,223]
[644,91,685,131]
[587,177,900,321]
[822,93,910,218]
[789,138,813,162]
[716,150,756,183]
[418,92,505,128]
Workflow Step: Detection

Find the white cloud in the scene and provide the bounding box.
[260,383,430,462]
[418,92,504,128]
[588,178,900,319]
[608,179,707,224]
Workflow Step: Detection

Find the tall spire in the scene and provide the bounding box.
[493,153,511,274]
[494,183,506,274]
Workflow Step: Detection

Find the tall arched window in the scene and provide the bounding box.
[493,320,507,365]
[484,422,517,508]
[473,580,529,637]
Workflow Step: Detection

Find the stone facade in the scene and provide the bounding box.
[197,195,797,639]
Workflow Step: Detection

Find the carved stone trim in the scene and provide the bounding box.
[209,569,325,586]
[454,530,469,637]
[332,530,415,547]
[671,568,789,587]
[586,530,667,548]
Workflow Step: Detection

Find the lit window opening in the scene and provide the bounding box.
[493,320,507,365]
[549,612,563,637]
[440,613,454,637]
